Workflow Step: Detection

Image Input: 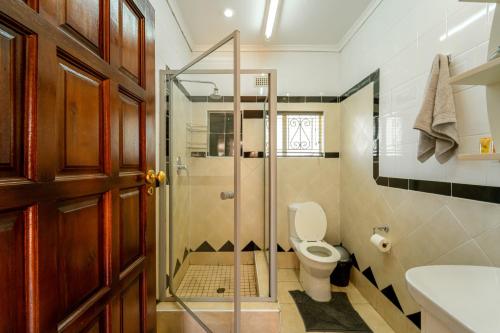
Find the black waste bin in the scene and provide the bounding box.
[330,246,352,287]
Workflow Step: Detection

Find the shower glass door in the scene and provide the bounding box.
[162,32,241,333]
[158,31,277,333]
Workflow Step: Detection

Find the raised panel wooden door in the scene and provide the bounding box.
[0,0,156,332]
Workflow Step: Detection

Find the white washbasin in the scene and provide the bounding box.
[406,266,500,333]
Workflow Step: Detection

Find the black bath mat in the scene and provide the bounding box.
[289,290,372,332]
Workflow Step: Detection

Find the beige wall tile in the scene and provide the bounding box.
[278,269,299,282]
[350,268,383,310]
[352,303,396,333]
[277,252,299,269]
[340,84,500,331]
[475,225,500,266]
[374,290,411,333]
[331,284,368,304]
[444,197,500,238]
[431,240,492,266]
[173,101,341,256]
[173,255,190,291]
[393,207,469,270]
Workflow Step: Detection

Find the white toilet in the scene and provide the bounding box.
[288,202,341,302]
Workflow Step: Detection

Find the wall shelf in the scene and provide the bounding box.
[449,56,500,85]
[459,0,499,3]
[450,3,500,147]
[457,153,500,161]
[186,123,208,152]
[186,124,208,132]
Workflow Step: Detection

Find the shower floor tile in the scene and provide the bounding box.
[177,265,257,298]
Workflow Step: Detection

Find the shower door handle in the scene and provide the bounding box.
[220,191,235,200]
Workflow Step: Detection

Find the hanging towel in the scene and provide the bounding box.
[414,54,459,164]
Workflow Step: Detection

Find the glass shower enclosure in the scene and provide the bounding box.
[158,31,277,333]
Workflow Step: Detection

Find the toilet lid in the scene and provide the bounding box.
[294,202,327,241]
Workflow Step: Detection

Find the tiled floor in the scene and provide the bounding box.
[177,265,257,298]
[278,268,395,333]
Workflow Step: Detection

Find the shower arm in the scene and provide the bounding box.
[177,79,218,90]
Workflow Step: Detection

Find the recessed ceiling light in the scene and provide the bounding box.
[224,8,234,18]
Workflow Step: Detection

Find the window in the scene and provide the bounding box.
[208,111,234,157]
[277,112,324,157]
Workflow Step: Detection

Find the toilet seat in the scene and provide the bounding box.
[298,241,340,264]
[293,202,327,241]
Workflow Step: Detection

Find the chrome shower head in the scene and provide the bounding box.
[210,87,222,100]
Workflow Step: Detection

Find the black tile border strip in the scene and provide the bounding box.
[305,96,322,103]
[242,241,262,252]
[381,285,403,312]
[409,179,451,196]
[171,71,337,104]
[388,177,409,190]
[288,96,305,103]
[324,152,340,158]
[346,249,422,329]
[361,267,378,288]
[342,69,500,204]
[190,240,294,252]
[186,94,340,103]
[452,183,500,204]
[191,152,341,159]
[407,312,422,329]
[241,96,257,103]
[243,151,264,158]
[243,110,264,119]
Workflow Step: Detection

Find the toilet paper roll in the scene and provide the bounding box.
[370,234,392,253]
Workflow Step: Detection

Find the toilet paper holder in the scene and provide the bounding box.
[372,224,390,235]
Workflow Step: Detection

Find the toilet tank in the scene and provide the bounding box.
[288,203,302,239]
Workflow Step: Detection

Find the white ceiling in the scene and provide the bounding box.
[169,0,377,51]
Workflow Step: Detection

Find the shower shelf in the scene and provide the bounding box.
[186,124,208,132]
[449,57,500,85]
[186,143,207,149]
[186,123,208,151]
[457,153,500,161]
[450,5,500,154]
[459,0,499,3]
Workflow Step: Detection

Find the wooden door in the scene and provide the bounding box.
[0,0,156,332]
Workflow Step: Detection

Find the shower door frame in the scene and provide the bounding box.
[157,31,278,332]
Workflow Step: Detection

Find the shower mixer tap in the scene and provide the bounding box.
[220,191,235,200]
[176,156,188,175]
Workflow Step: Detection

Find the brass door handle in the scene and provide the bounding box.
[156,171,167,184]
[145,170,157,184]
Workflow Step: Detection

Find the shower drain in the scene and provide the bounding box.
[216,288,225,294]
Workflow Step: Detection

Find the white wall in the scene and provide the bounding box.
[340,0,499,186]
[150,0,193,172]
[150,0,192,69]
[190,50,341,96]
